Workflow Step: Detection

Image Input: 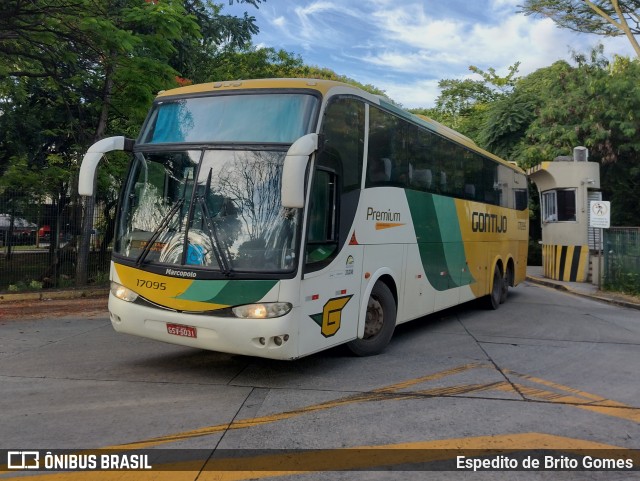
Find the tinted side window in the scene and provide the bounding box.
[367,106,414,188]
[319,97,365,191]
[364,104,523,211]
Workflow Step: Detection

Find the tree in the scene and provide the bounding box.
[424,50,640,227]
[519,0,640,58]
[478,49,640,225]
[197,43,388,98]
[0,0,265,286]
[411,63,520,140]
[168,0,263,84]
[198,45,305,81]
[479,61,572,160]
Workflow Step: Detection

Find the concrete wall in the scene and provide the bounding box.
[528,160,600,282]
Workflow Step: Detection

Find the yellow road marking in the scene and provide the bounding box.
[373,362,487,393]
[102,363,491,451]
[502,370,640,423]
[505,370,609,403]
[107,364,637,451]
[415,381,514,397]
[3,364,639,479]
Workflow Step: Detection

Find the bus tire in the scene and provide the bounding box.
[348,282,396,356]
[500,264,513,304]
[484,265,502,310]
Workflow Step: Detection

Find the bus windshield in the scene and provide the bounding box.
[115,149,300,274]
[140,93,318,144]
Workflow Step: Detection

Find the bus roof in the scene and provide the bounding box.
[156,78,351,98]
[156,78,524,174]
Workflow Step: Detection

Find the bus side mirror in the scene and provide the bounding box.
[78,136,134,196]
[281,133,318,208]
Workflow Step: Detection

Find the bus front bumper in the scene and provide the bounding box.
[108,294,299,360]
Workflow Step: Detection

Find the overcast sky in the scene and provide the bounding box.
[226,0,635,108]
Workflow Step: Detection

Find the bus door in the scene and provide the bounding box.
[299,168,363,355]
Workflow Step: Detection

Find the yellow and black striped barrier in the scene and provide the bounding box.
[542,244,589,282]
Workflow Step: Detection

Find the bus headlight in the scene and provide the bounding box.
[110,281,138,303]
[232,303,292,319]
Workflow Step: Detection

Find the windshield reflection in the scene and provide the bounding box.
[116,150,300,274]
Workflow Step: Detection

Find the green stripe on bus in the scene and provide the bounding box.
[177,280,278,306]
[405,190,475,291]
[433,195,475,288]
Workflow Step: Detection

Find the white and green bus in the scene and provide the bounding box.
[79,78,528,360]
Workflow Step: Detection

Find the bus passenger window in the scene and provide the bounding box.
[367,156,391,183]
[411,168,432,189]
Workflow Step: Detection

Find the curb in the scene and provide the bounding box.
[0,287,109,304]
[526,275,640,311]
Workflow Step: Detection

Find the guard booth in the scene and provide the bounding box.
[528,147,601,282]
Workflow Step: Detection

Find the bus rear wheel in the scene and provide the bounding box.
[484,265,503,310]
[347,282,396,356]
[500,264,513,304]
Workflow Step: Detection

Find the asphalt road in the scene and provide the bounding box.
[1,281,639,480]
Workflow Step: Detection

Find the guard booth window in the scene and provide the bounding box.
[542,188,576,222]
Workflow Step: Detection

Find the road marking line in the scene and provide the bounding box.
[502,370,640,423]
[373,362,488,393]
[102,364,640,451]
[4,364,638,478]
[102,363,494,450]
[505,370,609,403]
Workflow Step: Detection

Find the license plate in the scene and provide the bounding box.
[166,323,197,338]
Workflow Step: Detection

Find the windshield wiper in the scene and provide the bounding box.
[135,198,185,266]
[196,168,231,276]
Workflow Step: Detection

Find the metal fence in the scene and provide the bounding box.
[0,197,112,293]
[604,227,640,296]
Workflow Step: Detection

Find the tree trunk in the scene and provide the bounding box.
[76,57,115,287]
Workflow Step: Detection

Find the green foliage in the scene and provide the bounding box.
[518,0,640,57]
[7,280,43,292]
[479,94,537,159]
[469,62,521,92]
[198,44,388,97]
[604,259,640,295]
[0,0,266,224]
[202,46,305,81]
[480,49,640,225]
[415,63,521,140]
[433,78,496,130]
[428,46,640,227]
[288,65,388,97]
[0,0,201,189]
[519,0,639,36]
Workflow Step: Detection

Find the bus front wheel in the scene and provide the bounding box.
[348,282,396,356]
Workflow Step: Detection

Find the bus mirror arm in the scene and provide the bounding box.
[281,133,319,208]
[78,136,135,197]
